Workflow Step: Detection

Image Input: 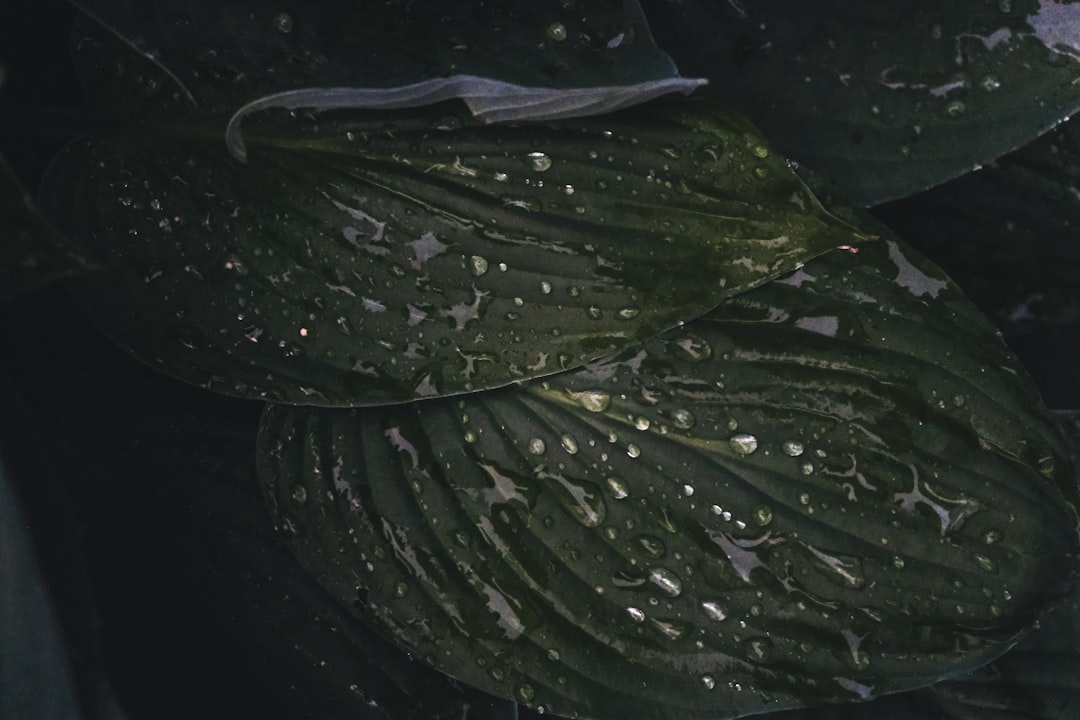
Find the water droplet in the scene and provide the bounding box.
[570,389,611,413]
[528,152,553,172]
[626,443,641,458]
[540,280,553,295]
[607,476,629,499]
[982,528,1003,545]
[671,408,696,430]
[744,636,773,663]
[633,416,651,431]
[617,306,641,320]
[546,22,568,41]
[945,100,966,116]
[627,607,646,622]
[648,568,683,597]
[979,74,1001,92]
[290,485,308,505]
[973,554,996,572]
[701,601,727,622]
[562,184,575,195]
[752,505,773,526]
[517,683,536,702]
[650,617,689,639]
[560,434,579,454]
[701,674,716,690]
[394,581,409,597]
[800,462,815,475]
[751,145,769,159]
[274,12,294,32]
[464,429,478,443]
[528,437,547,455]
[488,666,506,682]
[729,433,759,455]
[782,440,805,457]
[469,255,489,276]
[547,648,561,661]
[892,555,905,570]
[586,304,603,320]
[635,535,667,558]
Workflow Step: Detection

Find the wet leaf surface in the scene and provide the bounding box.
[874,116,1080,410]
[644,0,1080,205]
[41,17,865,406]
[258,239,1079,719]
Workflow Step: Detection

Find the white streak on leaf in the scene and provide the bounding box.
[226,74,708,161]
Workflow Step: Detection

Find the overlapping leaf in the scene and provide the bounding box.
[875,116,1080,409]
[644,0,1080,204]
[69,0,698,113]
[257,238,1079,719]
[41,17,866,405]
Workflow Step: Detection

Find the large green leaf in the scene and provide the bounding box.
[40,16,866,406]
[643,0,1080,205]
[257,238,1079,719]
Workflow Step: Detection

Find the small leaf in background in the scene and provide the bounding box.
[0,152,99,303]
[257,238,1078,719]
[874,116,1080,411]
[643,0,1080,205]
[40,16,867,406]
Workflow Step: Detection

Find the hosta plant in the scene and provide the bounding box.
[2,1,1079,719]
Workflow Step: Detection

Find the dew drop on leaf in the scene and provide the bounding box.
[729,433,759,455]
[782,440,805,457]
[671,408,696,430]
[527,152,553,172]
[701,601,727,622]
[570,389,611,413]
[606,476,629,499]
[647,567,683,597]
[289,485,308,505]
[469,255,489,276]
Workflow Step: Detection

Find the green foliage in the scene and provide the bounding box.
[2,1,1079,719]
